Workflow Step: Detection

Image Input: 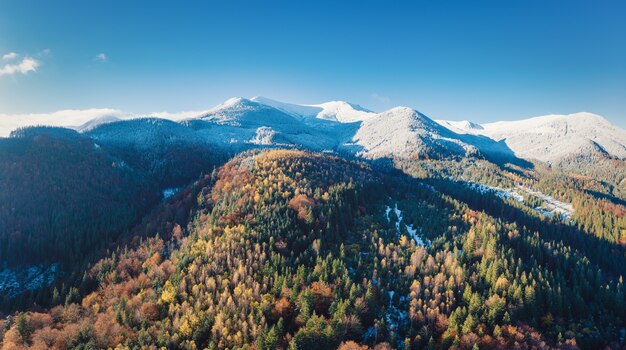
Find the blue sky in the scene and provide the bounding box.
[1,0,625,127]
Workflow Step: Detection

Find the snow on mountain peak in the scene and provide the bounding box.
[249,96,375,123]
[377,107,441,130]
[206,97,275,115]
[352,106,479,159]
[434,112,626,163]
[311,101,376,123]
[384,106,418,115]
[249,96,322,119]
[199,97,273,125]
[212,97,256,110]
[434,119,484,134]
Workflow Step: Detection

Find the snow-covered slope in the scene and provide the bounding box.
[250,96,376,123]
[199,97,302,127]
[435,120,484,134]
[249,96,322,119]
[437,113,626,163]
[86,118,201,149]
[352,107,479,159]
[310,101,376,123]
[194,97,345,150]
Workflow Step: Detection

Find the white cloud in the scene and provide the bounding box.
[95,53,108,62]
[371,92,391,104]
[0,108,127,136]
[0,108,211,137]
[0,57,40,76]
[2,52,18,60]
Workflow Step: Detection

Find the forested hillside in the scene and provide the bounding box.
[2,150,625,349]
[0,127,158,266]
[0,124,223,298]
[85,119,225,188]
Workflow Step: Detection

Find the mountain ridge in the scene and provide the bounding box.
[436,112,626,163]
[3,97,625,166]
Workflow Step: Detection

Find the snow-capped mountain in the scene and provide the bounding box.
[436,112,626,163]
[311,101,376,123]
[199,97,303,127]
[194,98,487,160]
[194,97,346,150]
[4,96,625,167]
[352,107,480,159]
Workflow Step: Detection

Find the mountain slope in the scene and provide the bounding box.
[196,97,351,151]
[249,96,322,119]
[200,97,303,127]
[310,101,376,122]
[351,107,481,159]
[437,112,626,164]
[435,119,484,133]
[481,112,626,163]
[0,127,158,266]
[86,118,222,188]
[4,149,626,348]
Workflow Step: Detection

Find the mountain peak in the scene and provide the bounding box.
[385,106,417,114]
[311,101,376,123]
[316,100,373,113]
[214,97,256,109]
[380,107,436,125]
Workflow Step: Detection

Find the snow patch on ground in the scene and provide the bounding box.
[464,182,524,202]
[463,182,574,221]
[162,187,180,199]
[385,205,392,222]
[249,126,277,145]
[419,182,437,192]
[363,327,377,342]
[384,289,408,339]
[523,187,575,220]
[0,264,59,297]
[385,203,429,247]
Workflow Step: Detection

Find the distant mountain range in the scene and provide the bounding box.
[3,97,626,166]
